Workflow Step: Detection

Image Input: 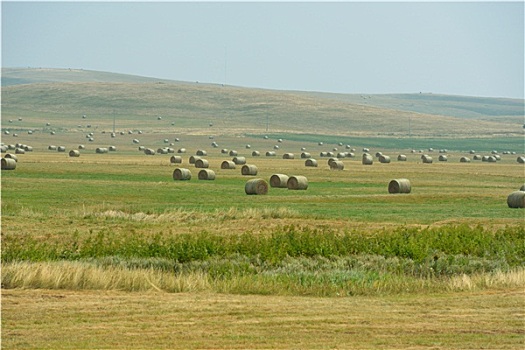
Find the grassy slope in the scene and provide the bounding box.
[2,68,523,139]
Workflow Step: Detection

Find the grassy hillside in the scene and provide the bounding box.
[1,68,523,140]
[1,67,176,85]
[304,92,525,121]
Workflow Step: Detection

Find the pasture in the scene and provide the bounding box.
[1,69,524,349]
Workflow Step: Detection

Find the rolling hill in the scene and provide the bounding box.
[1,67,523,139]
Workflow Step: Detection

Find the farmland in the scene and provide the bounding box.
[1,68,524,349]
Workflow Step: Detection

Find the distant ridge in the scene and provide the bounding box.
[1,67,178,86]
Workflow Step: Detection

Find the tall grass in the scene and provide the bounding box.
[3,260,523,297]
[3,224,523,268]
[3,224,524,296]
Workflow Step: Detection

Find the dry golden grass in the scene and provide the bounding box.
[3,261,524,295]
[2,287,523,349]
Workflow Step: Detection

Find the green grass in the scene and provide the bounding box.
[258,133,524,153]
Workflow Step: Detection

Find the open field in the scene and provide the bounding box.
[2,288,524,349]
[1,68,524,348]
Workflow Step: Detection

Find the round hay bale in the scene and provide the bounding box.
[0,145,7,153]
[388,179,411,194]
[330,160,344,170]
[270,174,289,188]
[233,156,246,165]
[78,144,85,150]
[15,148,25,154]
[57,146,66,152]
[379,155,391,163]
[229,150,238,156]
[157,148,168,154]
[132,139,140,144]
[397,154,407,161]
[460,156,471,163]
[287,175,308,190]
[144,148,156,155]
[305,158,318,167]
[48,145,57,150]
[4,153,18,162]
[473,154,482,160]
[211,141,218,148]
[170,155,183,164]
[241,164,258,176]
[520,184,525,191]
[517,156,525,164]
[320,151,329,157]
[327,157,339,166]
[177,148,187,154]
[422,155,433,164]
[96,147,108,154]
[138,146,145,151]
[265,151,276,157]
[301,152,312,159]
[109,146,117,152]
[198,169,216,180]
[283,153,295,159]
[438,155,448,162]
[195,159,209,168]
[69,150,80,157]
[1,158,16,170]
[487,156,497,163]
[507,191,525,208]
[221,160,236,169]
[362,153,373,165]
[375,152,383,158]
[245,178,268,195]
[23,145,33,152]
[189,155,201,164]
[273,145,280,150]
[337,152,347,159]
[221,149,229,154]
[251,151,260,157]
[245,144,251,149]
[173,168,192,181]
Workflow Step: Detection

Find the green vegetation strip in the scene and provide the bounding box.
[3,224,523,296]
[254,133,524,152]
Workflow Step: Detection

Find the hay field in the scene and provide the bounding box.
[1,68,524,349]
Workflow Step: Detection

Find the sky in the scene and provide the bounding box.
[1,1,524,99]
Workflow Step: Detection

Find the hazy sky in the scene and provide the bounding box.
[2,1,524,98]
